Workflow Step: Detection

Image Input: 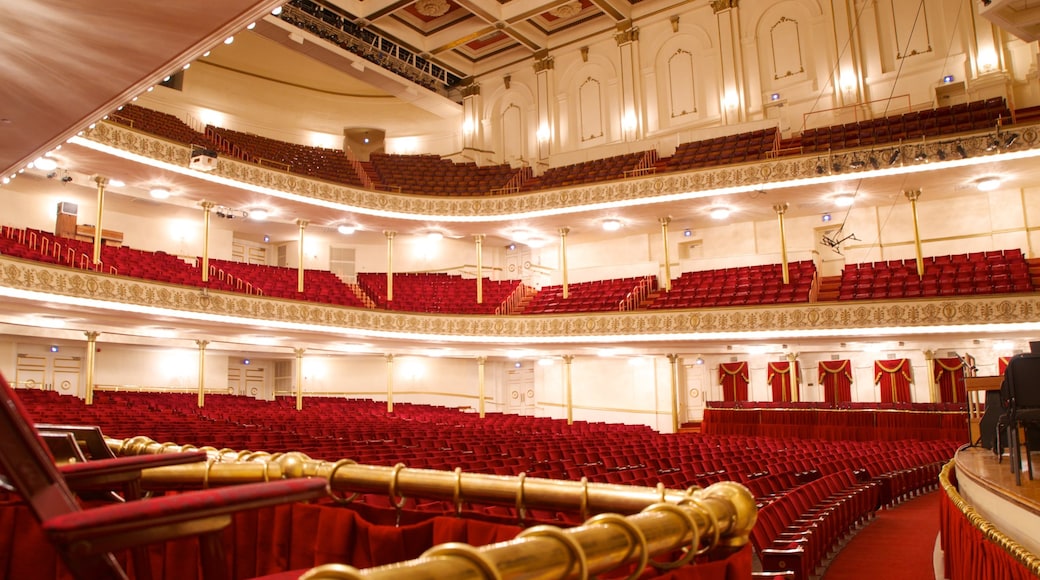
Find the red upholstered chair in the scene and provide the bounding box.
[0,373,330,579]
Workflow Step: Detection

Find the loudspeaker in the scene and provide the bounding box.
[189,147,218,172]
[57,201,78,216]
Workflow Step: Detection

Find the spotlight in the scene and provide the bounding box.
[243,358,251,365]
[887,149,901,165]
[914,149,928,162]
[936,148,947,161]
[507,243,516,251]
[868,156,879,169]
[832,161,842,173]
[771,93,780,101]
[986,137,1000,152]
[815,163,826,175]
[683,229,692,237]
[956,144,968,158]
[263,234,270,243]
[1004,132,1019,148]
[822,213,832,222]
[50,345,59,353]
[849,157,866,169]
[942,75,954,83]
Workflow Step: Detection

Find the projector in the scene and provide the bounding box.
[189,147,218,172]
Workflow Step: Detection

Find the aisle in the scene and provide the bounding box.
[822,491,941,580]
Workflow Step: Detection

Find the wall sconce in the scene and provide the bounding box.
[536,124,550,142]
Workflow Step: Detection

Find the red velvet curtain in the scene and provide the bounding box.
[933,357,966,403]
[766,361,800,402]
[818,360,853,403]
[874,359,912,403]
[940,471,1037,580]
[999,356,1011,375]
[718,362,749,402]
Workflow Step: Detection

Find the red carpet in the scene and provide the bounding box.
[822,491,940,580]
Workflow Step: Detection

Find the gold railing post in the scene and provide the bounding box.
[660,217,672,292]
[200,201,214,283]
[667,353,680,432]
[904,189,924,277]
[559,227,570,300]
[384,231,396,302]
[774,202,790,285]
[195,339,209,408]
[92,176,108,265]
[295,347,306,411]
[385,354,395,413]
[84,331,99,405]
[474,234,484,304]
[296,219,309,293]
[924,349,937,403]
[563,354,574,425]
[477,356,487,418]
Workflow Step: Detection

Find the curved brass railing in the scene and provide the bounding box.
[111,435,757,579]
[939,460,1040,576]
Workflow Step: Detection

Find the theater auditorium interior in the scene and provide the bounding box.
[1,0,1040,578]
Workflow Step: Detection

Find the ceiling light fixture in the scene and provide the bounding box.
[710,207,731,220]
[149,187,170,199]
[248,208,269,221]
[426,231,444,241]
[271,6,283,15]
[834,194,855,207]
[337,224,356,235]
[601,219,622,231]
[33,157,57,171]
[975,177,1001,192]
[511,230,531,243]
[224,36,234,45]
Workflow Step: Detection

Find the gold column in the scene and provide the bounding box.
[474,234,484,304]
[477,356,486,418]
[200,201,214,283]
[92,176,108,265]
[384,231,396,302]
[667,353,680,433]
[660,217,672,292]
[905,189,924,277]
[195,339,209,408]
[786,352,799,403]
[559,227,570,300]
[296,219,309,293]
[385,354,395,413]
[562,354,574,425]
[924,350,937,403]
[84,331,99,405]
[774,202,790,284]
[295,348,306,411]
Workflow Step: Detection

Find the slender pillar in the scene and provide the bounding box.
[296,219,309,293]
[474,234,485,304]
[667,354,681,433]
[384,231,396,302]
[562,355,574,425]
[200,201,214,283]
[294,348,306,411]
[92,176,108,265]
[615,22,643,140]
[713,1,746,124]
[477,356,487,418]
[84,331,99,405]
[924,350,937,403]
[786,352,799,403]
[905,189,924,277]
[385,354,395,413]
[195,339,209,408]
[659,218,672,292]
[774,203,790,284]
[533,53,556,160]
[461,83,482,150]
[559,227,570,300]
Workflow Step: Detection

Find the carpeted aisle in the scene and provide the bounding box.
[822,491,941,580]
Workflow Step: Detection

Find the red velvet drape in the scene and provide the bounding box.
[818,360,853,403]
[718,361,749,402]
[933,357,966,403]
[766,361,800,402]
[939,469,1037,580]
[874,359,912,403]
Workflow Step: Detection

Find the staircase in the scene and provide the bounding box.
[358,161,381,189]
[816,275,842,302]
[347,283,377,308]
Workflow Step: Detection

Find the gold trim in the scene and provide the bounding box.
[939,460,1040,575]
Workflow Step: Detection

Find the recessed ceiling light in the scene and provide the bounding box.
[426,231,444,241]
[33,157,57,171]
[337,224,356,235]
[224,36,234,45]
[834,194,855,207]
[108,179,125,188]
[976,176,1001,192]
[271,6,283,15]
[248,208,269,221]
[526,238,549,248]
[246,22,256,30]
[709,207,731,220]
[149,187,170,199]
[511,229,531,243]
[602,219,622,232]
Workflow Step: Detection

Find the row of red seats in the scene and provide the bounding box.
[703,407,965,441]
[368,153,519,196]
[520,151,649,191]
[522,276,656,314]
[800,97,1009,153]
[649,261,816,309]
[356,272,521,314]
[108,103,222,152]
[660,128,779,172]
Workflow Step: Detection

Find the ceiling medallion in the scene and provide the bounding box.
[415,0,450,17]
[550,2,582,19]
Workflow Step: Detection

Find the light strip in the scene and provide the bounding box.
[71,133,1040,225]
[2,285,1038,347]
